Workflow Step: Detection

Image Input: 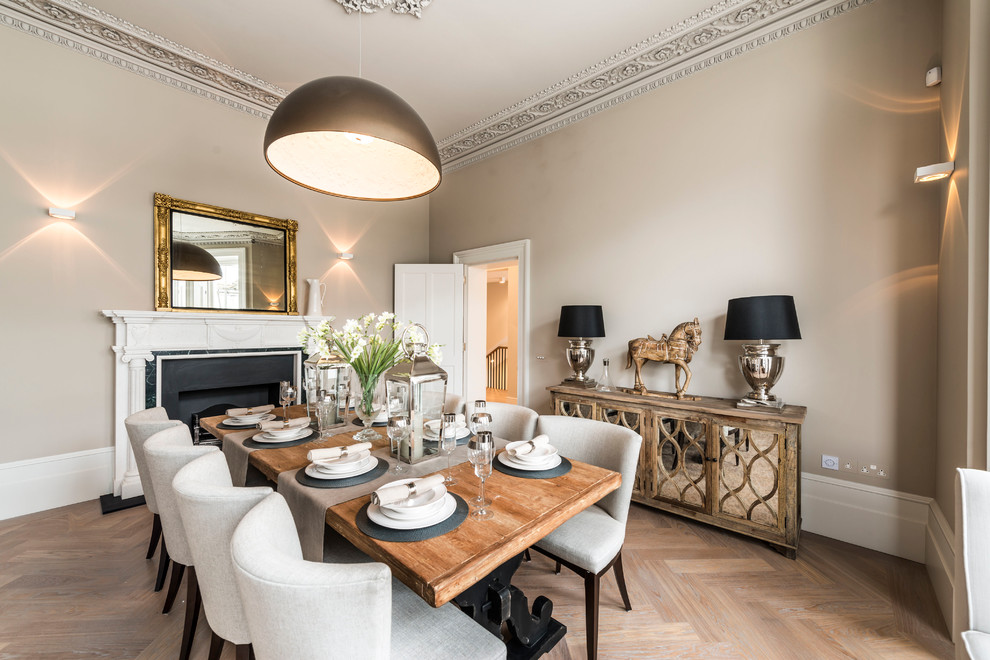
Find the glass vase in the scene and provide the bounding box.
[353,372,386,441]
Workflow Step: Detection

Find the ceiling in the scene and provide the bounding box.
[76,0,722,139]
[1,0,861,169]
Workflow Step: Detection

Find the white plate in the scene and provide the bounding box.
[304,456,377,480]
[380,480,447,519]
[425,426,472,441]
[512,445,559,463]
[267,424,311,438]
[224,414,275,427]
[368,494,457,530]
[252,428,314,444]
[497,452,562,472]
[313,450,372,472]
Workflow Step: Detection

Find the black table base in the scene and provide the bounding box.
[452,553,566,660]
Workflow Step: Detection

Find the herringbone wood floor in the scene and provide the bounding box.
[0,499,952,659]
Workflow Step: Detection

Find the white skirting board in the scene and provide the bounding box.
[801,472,931,562]
[0,448,114,521]
[925,500,955,631]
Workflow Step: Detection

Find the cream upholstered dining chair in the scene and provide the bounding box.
[444,392,464,415]
[145,425,218,660]
[173,451,272,660]
[124,407,185,591]
[956,468,990,659]
[469,401,537,442]
[231,493,507,660]
[529,415,641,660]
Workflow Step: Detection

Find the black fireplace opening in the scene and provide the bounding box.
[159,353,296,444]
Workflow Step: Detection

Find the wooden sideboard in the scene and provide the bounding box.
[548,385,807,558]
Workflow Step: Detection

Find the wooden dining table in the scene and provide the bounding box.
[200,405,621,659]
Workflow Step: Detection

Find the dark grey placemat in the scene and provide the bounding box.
[352,418,387,428]
[356,494,468,542]
[294,458,389,489]
[493,456,572,479]
[243,429,318,450]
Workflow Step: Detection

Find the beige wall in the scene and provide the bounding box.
[0,29,428,464]
[430,0,942,495]
[936,0,990,523]
[487,280,509,352]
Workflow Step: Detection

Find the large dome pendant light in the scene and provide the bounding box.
[264,75,441,201]
[171,241,223,281]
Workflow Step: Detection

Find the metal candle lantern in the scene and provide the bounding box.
[384,323,448,465]
[303,333,351,429]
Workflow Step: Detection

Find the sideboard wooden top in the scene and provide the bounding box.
[547,385,807,424]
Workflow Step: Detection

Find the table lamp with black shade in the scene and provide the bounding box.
[558,305,605,388]
[724,295,801,409]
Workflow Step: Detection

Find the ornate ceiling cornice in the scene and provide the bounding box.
[0,0,285,118]
[0,0,872,172]
[439,0,875,171]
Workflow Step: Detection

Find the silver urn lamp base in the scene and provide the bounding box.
[736,343,786,409]
[562,338,597,388]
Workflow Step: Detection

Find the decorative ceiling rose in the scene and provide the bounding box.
[334,0,432,18]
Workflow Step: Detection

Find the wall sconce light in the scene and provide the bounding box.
[914,161,954,183]
[337,252,354,260]
[48,207,75,220]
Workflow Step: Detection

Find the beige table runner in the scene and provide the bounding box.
[279,438,507,562]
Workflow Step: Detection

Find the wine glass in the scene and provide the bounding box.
[469,431,495,520]
[440,412,458,486]
[470,400,493,435]
[387,416,408,475]
[353,392,384,441]
[316,392,336,438]
[280,382,297,422]
[278,381,290,419]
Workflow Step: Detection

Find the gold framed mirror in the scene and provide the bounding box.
[154,193,298,314]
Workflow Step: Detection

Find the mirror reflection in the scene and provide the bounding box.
[154,194,298,314]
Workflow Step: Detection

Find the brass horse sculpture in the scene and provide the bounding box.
[626,319,702,399]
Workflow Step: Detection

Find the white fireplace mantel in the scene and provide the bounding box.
[102,310,328,498]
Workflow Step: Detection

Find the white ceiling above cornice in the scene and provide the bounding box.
[0,0,872,172]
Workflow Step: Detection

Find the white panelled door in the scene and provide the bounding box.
[394,264,465,398]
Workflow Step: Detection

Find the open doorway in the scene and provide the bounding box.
[454,240,530,407]
[484,263,518,403]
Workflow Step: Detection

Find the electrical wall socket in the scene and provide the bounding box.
[860,464,873,475]
[873,464,890,479]
[821,454,839,471]
[840,458,858,473]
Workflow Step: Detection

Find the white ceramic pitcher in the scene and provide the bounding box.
[306,278,326,317]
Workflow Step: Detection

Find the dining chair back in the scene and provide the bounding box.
[124,407,184,516]
[444,393,464,415]
[144,424,218,660]
[532,414,642,660]
[956,468,990,659]
[232,493,507,660]
[478,401,537,442]
[231,493,393,659]
[173,452,272,654]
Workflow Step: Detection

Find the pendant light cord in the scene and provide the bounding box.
[358,10,363,78]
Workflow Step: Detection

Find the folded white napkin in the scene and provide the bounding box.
[507,434,550,457]
[307,442,373,462]
[226,404,274,417]
[455,413,466,424]
[371,474,445,507]
[258,416,311,431]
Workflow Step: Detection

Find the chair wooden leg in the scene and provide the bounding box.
[585,572,601,660]
[154,543,171,592]
[554,561,561,575]
[162,562,185,614]
[612,551,632,611]
[208,632,224,660]
[178,567,200,660]
[523,549,531,562]
[146,514,162,560]
[235,644,252,660]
